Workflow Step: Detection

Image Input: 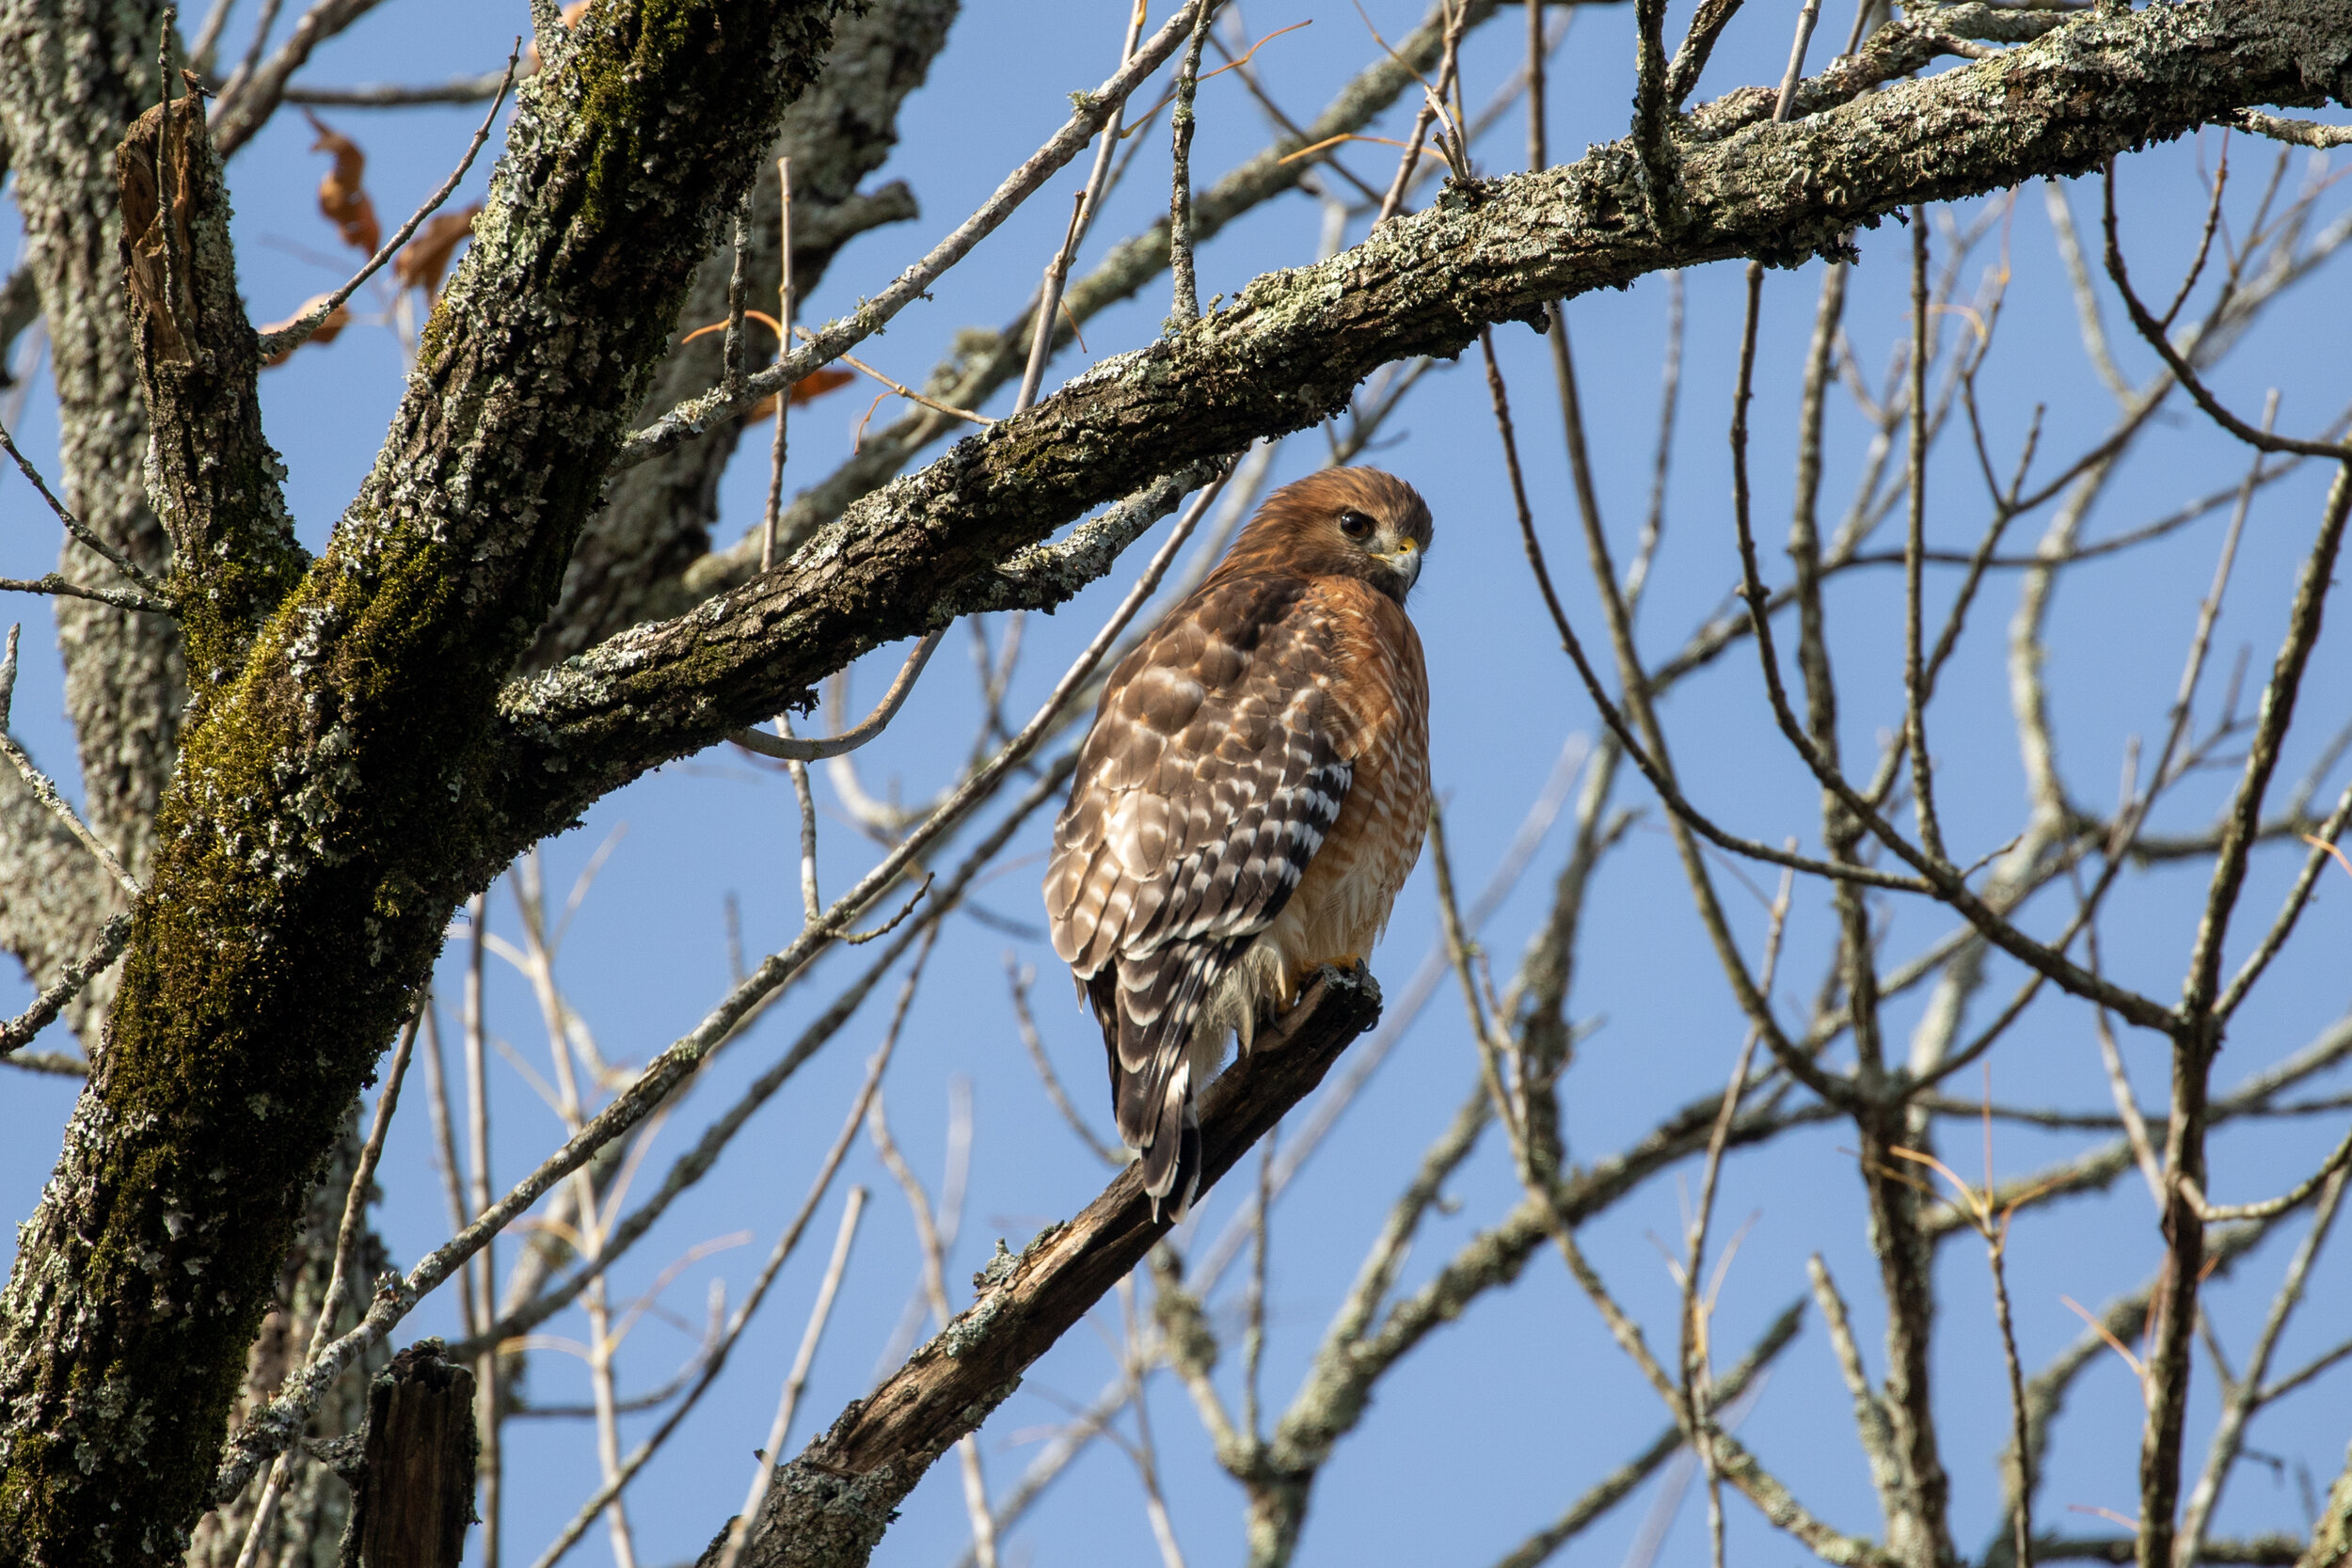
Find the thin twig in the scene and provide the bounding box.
[2177,1164,2349,1562]
[1680,860,1794,1568]
[256,41,518,359]
[711,1188,869,1568]
[1490,325,1928,903]
[1904,206,1948,862]
[723,194,752,397]
[0,626,142,898]
[279,71,513,107]
[1628,269,1684,609]
[1491,1300,1805,1568]
[418,997,474,1301]
[703,320,994,431]
[1008,956,1123,1165]
[1723,278,2178,1031]
[189,0,237,72]
[1167,0,1212,326]
[729,627,942,763]
[2183,456,2352,1018]
[1370,0,1467,225]
[783,721,822,926]
[0,913,132,1060]
[0,421,167,594]
[529,933,924,1568]
[1772,0,1825,123]
[2101,166,2351,461]
[1244,1124,1273,1446]
[2226,109,2352,150]
[1021,2,1148,411]
[1630,0,1672,210]
[0,573,175,615]
[2188,1122,2352,1225]
[869,1083,997,1566]
[1487,321,1873,1125]
[620,0,1213,469]
[761,158,794,578]
[464,892,501,1566]
[1807,1254,1903,1513]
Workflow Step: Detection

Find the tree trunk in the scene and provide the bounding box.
[186,1107,391,1568]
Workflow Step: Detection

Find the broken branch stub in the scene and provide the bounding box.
[341,1340,479,1568]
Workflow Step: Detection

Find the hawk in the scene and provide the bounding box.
[1044,467,1434,1218]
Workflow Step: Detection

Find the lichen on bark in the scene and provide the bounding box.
[0,1,854,1559]
[0,1,2347,1563]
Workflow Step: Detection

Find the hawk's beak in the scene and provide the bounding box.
[1379,537,1422,591]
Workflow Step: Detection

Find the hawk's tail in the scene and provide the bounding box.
[1088,940,1239,1222]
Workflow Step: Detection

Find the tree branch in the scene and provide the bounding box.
[711,966,1385,1568]
[524,0,952,668]
[492,0,2352,874]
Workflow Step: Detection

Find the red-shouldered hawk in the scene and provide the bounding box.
[1045,467,1434,1218]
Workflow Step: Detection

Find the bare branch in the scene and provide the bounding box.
[280,69,513,106]
[711,1188,870,1568]
[0,913,130,1061]
[2179,1165,2349,1561]
[0,573,175,615]
[211,0,389,156]
[723,967,1385,1568]
[2227,108,2352,150]
[0,626,142,898]
[526,939,914,1568]
[0,420,168,594]
[254,45,516,359]
[1491,1298,1805,1568]
[729,630,942,763]
[621,0,1214,468]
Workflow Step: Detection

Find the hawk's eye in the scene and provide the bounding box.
[1337,509,1375,542]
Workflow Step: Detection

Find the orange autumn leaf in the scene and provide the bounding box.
[393,203,482,300]
[305,111,380,255]
[674,314,855,416]
[743,368,857,419]
[257,295,352,368]
[791,367,856,404]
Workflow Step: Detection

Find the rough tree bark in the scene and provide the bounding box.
[0,0,854,1556]
[0,1,2345,1564]
[185,1111,390,1568]
[0,0,186,1046]
[340,1342,479,1568]
[522,0,956,669]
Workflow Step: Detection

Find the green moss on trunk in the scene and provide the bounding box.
[0,2,848,1560]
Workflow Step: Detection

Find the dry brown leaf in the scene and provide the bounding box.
[393,203,482,301]
[258,295,352,367]
[304,111,381,255]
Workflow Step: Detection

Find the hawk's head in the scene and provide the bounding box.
[1221,467,1433,602]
